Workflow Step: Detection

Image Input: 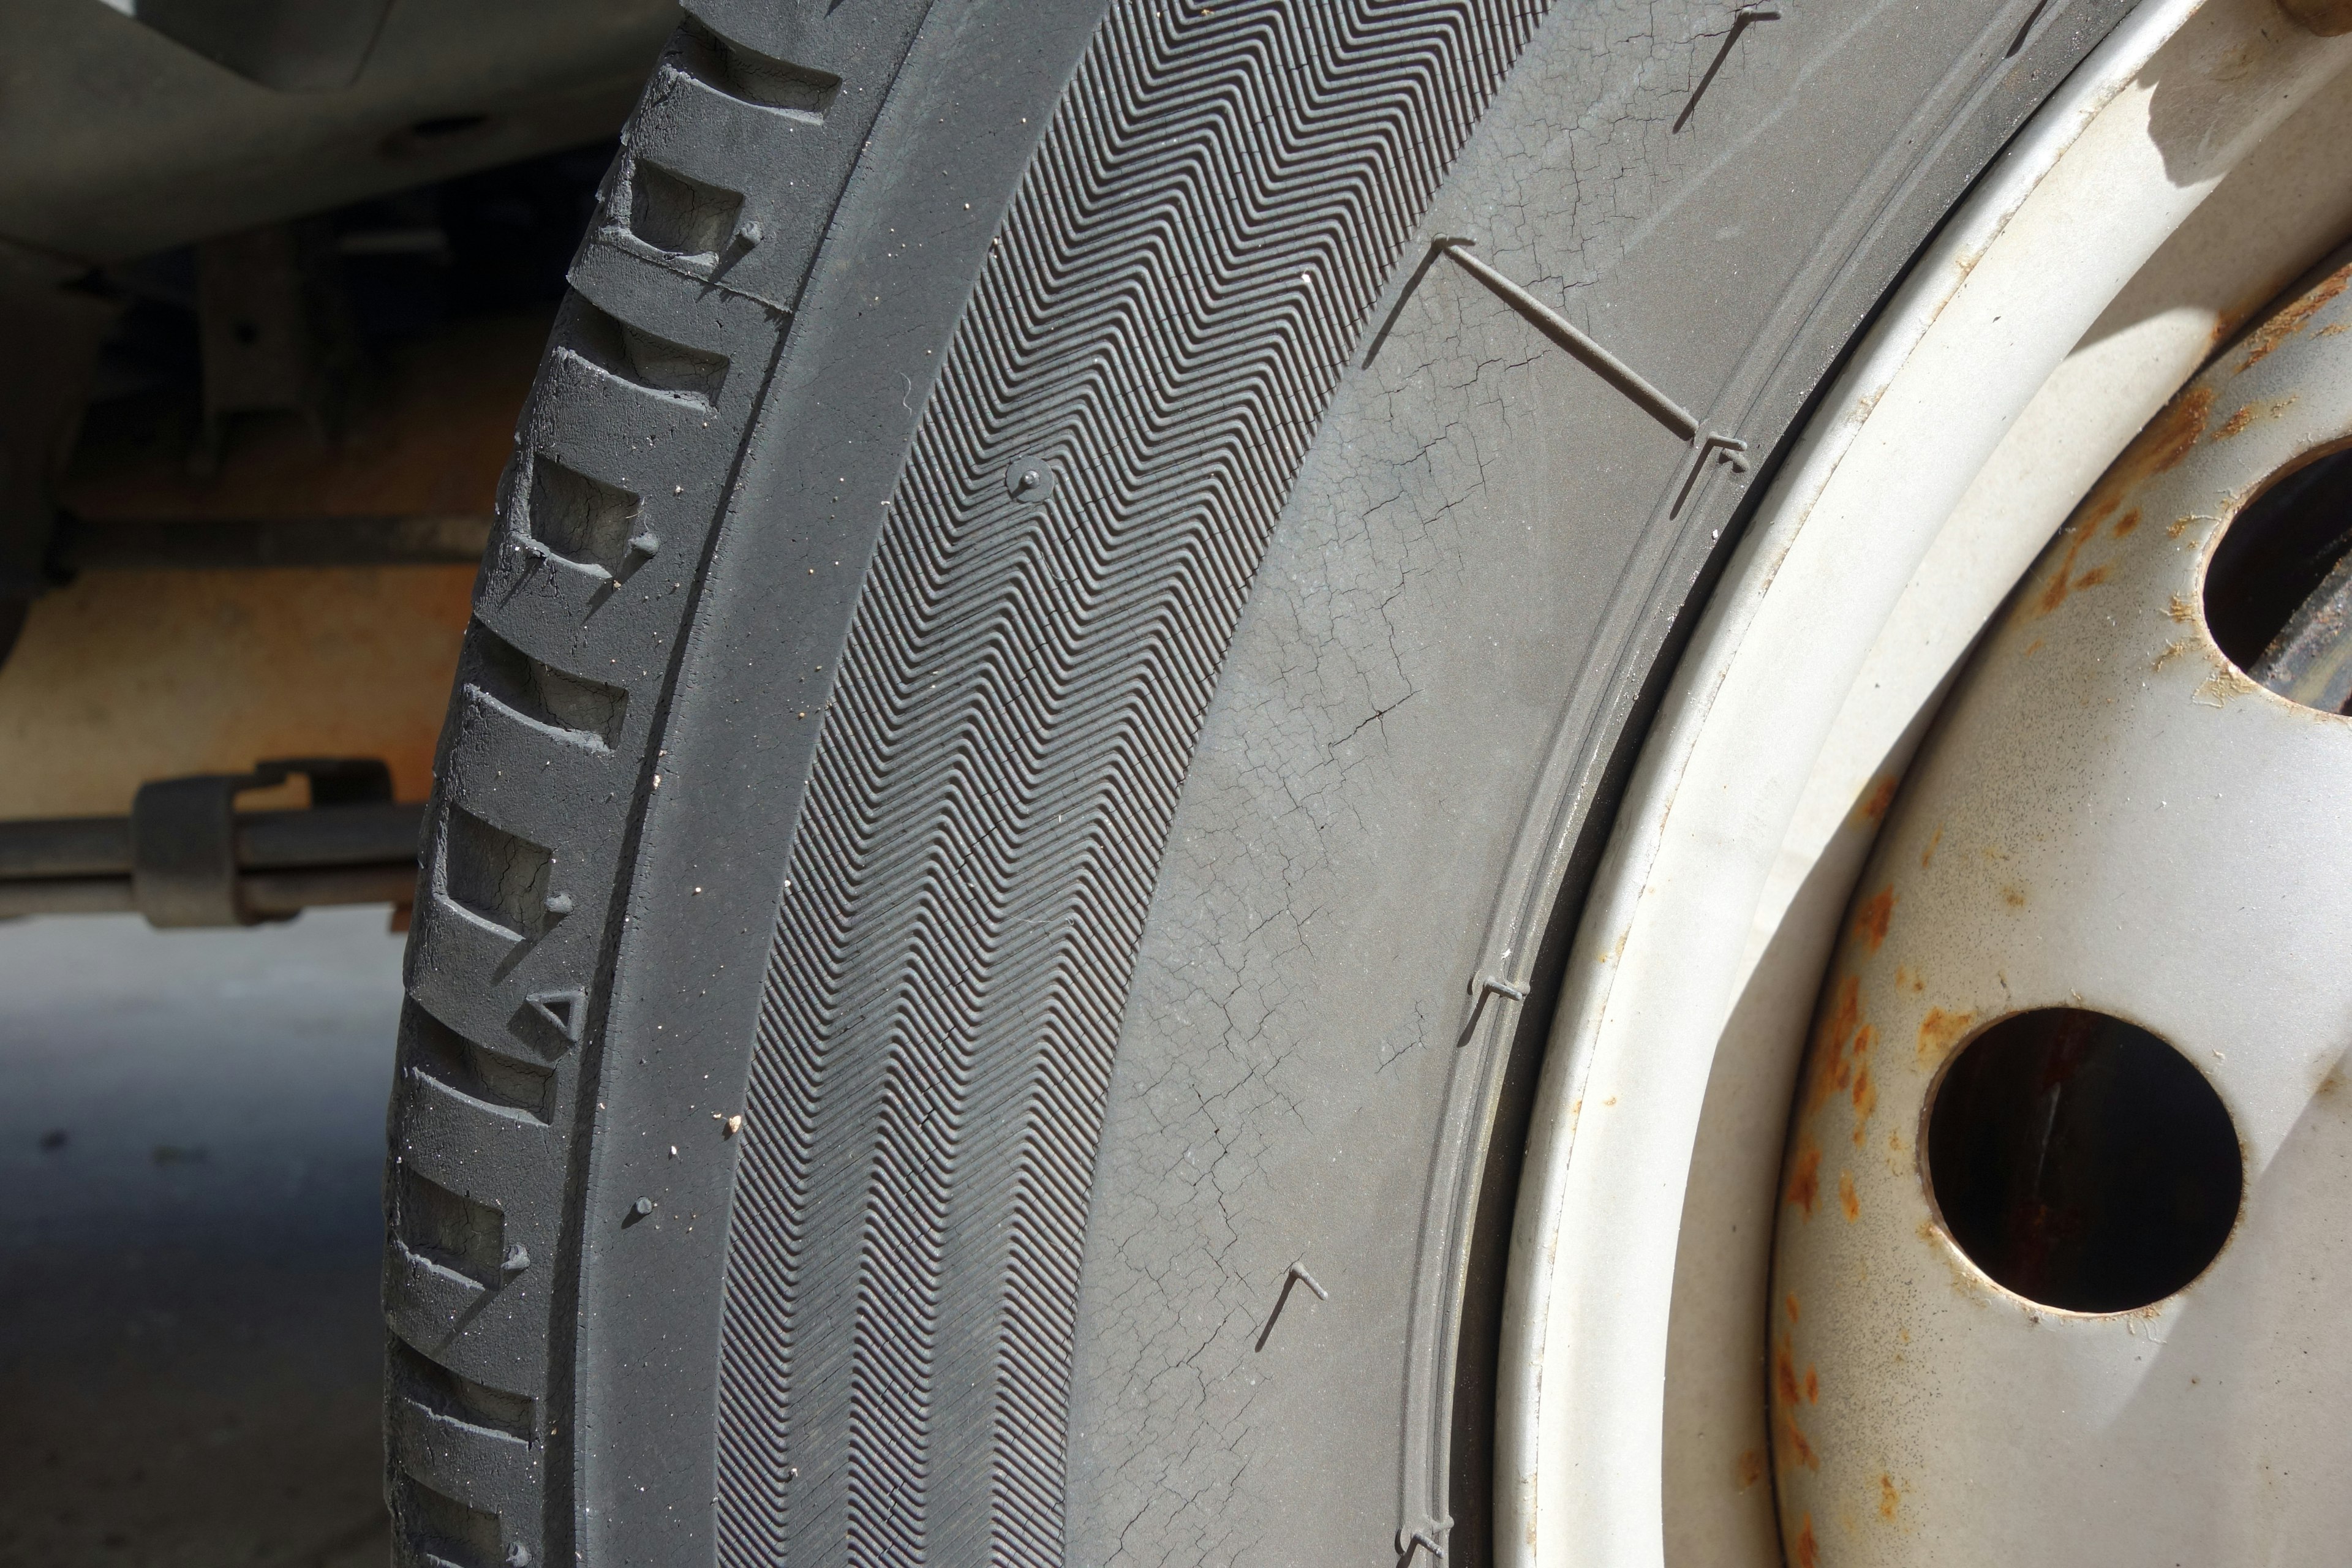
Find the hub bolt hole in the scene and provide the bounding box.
[1924,1007,2240,1313]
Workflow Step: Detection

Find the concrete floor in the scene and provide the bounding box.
[0,909,403,1568]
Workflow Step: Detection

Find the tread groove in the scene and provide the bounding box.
[439,805,554,941]
[404,999,556,1123]
[628,156,746,261]
[395,1164,508,1284]
[558,293,731,406]
[391,1337,541,1443]
[464,622,630,750]
[524,452,642,578]
[677,19,842,117]
[393,1472,505,1568]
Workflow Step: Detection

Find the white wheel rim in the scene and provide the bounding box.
[1499,3,2352,1562]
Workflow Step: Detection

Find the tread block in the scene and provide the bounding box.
[394,1069,557,1211]
[387,1235,489,1338]
[445,703,633,879]
[565,238,784,423]
[559,292,731,406]
[392,1471,503,1568]
[464,622,630,750]
[623,67,854,310]
[391,1336,539,1444]
[439,804,554,941]
[678,0,878,85]
[403,907,563,1049]
[386,1236,548,1400]
[467,540,652,674]
[386,1398,540,1540]
[518,355,735,504]
[395,1163,506,1283]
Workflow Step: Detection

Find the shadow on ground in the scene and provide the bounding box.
[0,908,401,1567]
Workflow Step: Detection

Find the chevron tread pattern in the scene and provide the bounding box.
[715,2,1547,1562]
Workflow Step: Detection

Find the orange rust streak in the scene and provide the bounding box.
[1806,976,1863,1114]
[2146,383,2216,472]
[2237,263,2351,371]
[1880,1474,1899,1521]
[1918,1006,1975,1063]
[1736,1449,1766,1490]
[2031,383,2211,627]
[1795,1515,1820,1568]
[1787,1139,1823,1217]
[1804,1365,1819,1404]
[2217,404,2258,440]
[1780,1408,1819,1474]
[1852,886,1894,952]
[1853,1066,1880,1135]
[1854,774,1899,826]
[1838,1169,1859,1223]
[2033,525,2095,616]
[1784,1291,1801,1323]
[1920,824,1942,868]
[1774,1334,1801,1408]
[2111,507,2142,537]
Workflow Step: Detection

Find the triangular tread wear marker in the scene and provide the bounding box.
[527,987,587,1043]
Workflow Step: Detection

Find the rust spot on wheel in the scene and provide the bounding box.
[2215,396,2297,439]
[2236,263,2351,369]
[1917,1006,1975,1064]
[2146,384,2216,471]
[1806,977,1864,1114]
[1788,1138,1823,1216]
[1838,1169,1860,1222]
[1853,774,1899,825]
[1780,1404,1820,1474]
[1736,1449,1766,1489]
[1853,885,1894,951]
[2031,524,2099,616]
[1879,1473,1900,1520]
[1794,1513,1820,1568]
[2111,507,2142,538]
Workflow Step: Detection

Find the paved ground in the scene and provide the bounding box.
[0,908,402,1568]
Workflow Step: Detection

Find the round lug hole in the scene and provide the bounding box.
[1924,1008,2241,1313]
[2204,442,2352,712]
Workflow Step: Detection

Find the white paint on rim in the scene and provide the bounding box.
[1771,246,2352,1567]
[1497,2,2352,1564]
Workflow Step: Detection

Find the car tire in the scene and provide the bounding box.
[380,1,2135,1563]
